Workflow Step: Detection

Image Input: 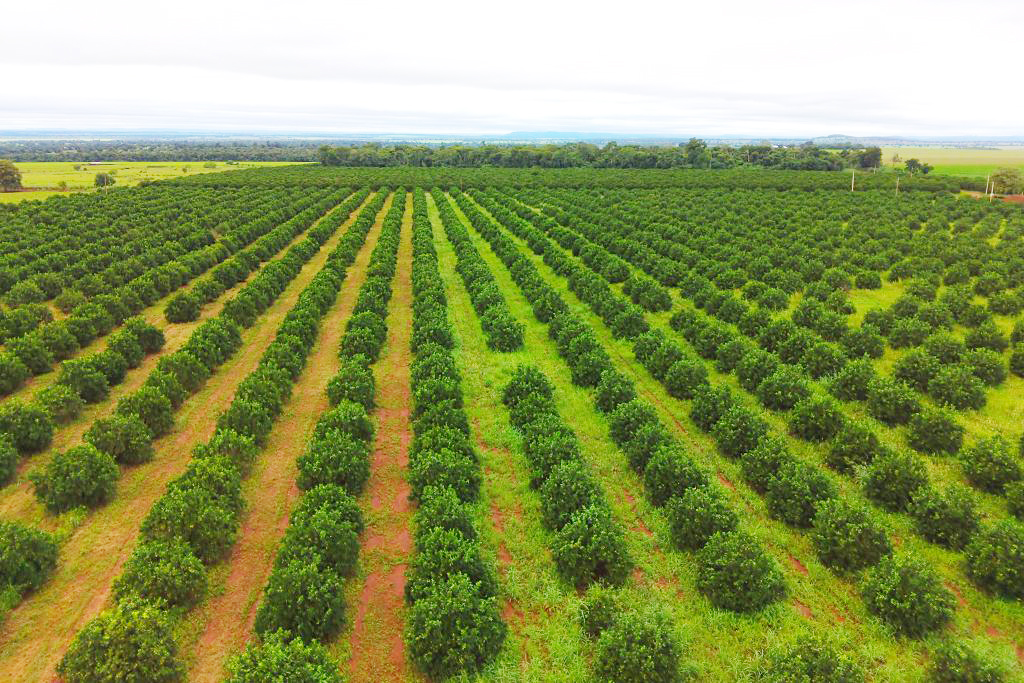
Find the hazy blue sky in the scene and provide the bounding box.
[3,0,1021,136]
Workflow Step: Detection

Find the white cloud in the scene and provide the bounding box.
[1,0,1021,136]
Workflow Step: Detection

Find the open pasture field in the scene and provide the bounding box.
[883,146,1024,179]
[0,166,1023,682]
[0,161,304,203]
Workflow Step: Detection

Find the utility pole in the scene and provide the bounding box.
[895,175,900,197]
[851,169,855,192]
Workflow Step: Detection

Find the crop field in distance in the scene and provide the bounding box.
[0,165,1023,682]
[0,161,303,203]
[882,146,1024,179]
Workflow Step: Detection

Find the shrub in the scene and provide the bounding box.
[608,400,659,447]
[593,610,682,683]
[644,445,708,506]
[93,349,128,386]
[1012,345,1024,377]
[595,370,636,414]
[520,419,580,487]
[966,320,1008,353]
[501,364,552,408]
[141,485,237,564]
[296,430,370,495]
[811,498,891,574]
[909,485,980,551]
[58,358,110,403]
[107,332,143,369]
[789,397,844,442]
[117,386,174,438]
[740,435,792,492]
[217,398,274,446]
[253,558,346,641]
[736,349,779,392]
[801,342,847,379]
[415,485,475,540]
[827,421,882,473]
[963,349,1007,387]
[155,352,209,393]
[696,531,786,612]
[276,507,360,577]
[965,520,1024,599]
[165,291,201,322]
[689,384,734,431]
[1008,481,1024,520]
[716,338,753,373]
[863,450,929,512]
[0,520,58,595]
[405,573,505,680]
[893,350,940,392]
[860,554,954,637]
[890,318,930,348]
[828,358,876,402]
[406,528,497,604]
[929,365,987,411]
[866,377,920,426]
[30,444,118,513]
[766,459,837,527]
[326,357,375,411]
[713,405,768,459]
[314,401,374,443]
[193,428,259,474]
[908,408,964,456]
[923,333,966,364]
[757,366,810,411]
[962,436,1022,494]
[540,460,604,530]
[665,485,738,550]
[578,583,620,638]
[7,334,53,375]
[113,538,206,609]
[928,640,1006,683]
[226,630,342,683]
[409,447,480,503]
[0,400,53,454]
[36,384,85,424]
[57,600,184,683]
[551,505,632,588]
[664,358,709,399]
[760,634,866,683]
[85,415,155,465]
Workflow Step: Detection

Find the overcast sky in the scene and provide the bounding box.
[2,0,1021,137]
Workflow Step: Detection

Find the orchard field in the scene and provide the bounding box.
[0,166,1023,682]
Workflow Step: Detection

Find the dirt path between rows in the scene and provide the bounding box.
[345,194,414,683]
[0,196,374,683]
[183,194,392,682]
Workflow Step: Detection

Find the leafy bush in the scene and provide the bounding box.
[226,629,342,683]
[314,401,374,443]
[664,357,709,399]
[863,450,930,512]
[928,640,1006,683]
[0,400,53,454]
[551,505,632,588]
[893,350,940,392]
[712,405,768,459]
[0,520,58,595]
[860,554,954,637]
[789,397,844,442]
[928,365,987,411]
[593,610,682,683]
[962,436,1022,494]
[540,460,604,530]
[665,485,738,550]
[828,358,876,402]
[193,428,259,474]
[326,357,376,411]
[85,415,154,465]
[30,444,119,513]
[766,460,837,528]
[827,421,882,473]
[908,408,964,456]
[760,634,866,683]
[736,349,779,392]
[276,506,360,577]
[689,384,734,431]
[578,583,619,638]
[143,370,187,409]
[296,429,370,495]
[36,384,85,424]
[696,531,786,612]
[405,572,505,680]
[740,435,792,492]
[595,370,636,414]
[1008,480,1024,520]
[253,558,346,641]
[801,342,847,379]
[141,485,237,564]
[117,386,175,438]
[811,498,891,574]
[415,485,476,540]
[965,520,1024,599]
[57,599,184,683]
[909,485,980,551]
[643,445,708,506]
[866,377,920,426]
[963,349,1007,387]
[165,291,201,323]
[113,538,206,609]
[756,366,810,411]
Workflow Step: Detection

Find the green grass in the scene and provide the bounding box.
[0,161,302,204]
[881,146,1024,179]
